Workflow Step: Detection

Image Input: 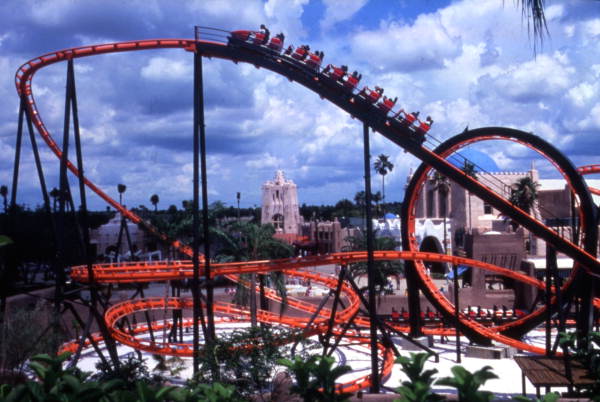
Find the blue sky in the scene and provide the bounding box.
[0,0,599,211]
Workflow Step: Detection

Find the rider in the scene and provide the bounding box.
[344,70,361,90]
[416,116,434,134]
[259,24,270,44]
[378,96,397,113]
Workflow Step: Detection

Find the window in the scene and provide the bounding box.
[484,203,492,215]
[272,214,284,230]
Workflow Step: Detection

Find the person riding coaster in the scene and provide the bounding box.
[291,45,310,60]
[358,85,383,103]
[323,64,347,81]
[305,52,322,70]
[268,34,284,52]
[395,109,419,126]
[415,116,434,135]
[377,96,397,114]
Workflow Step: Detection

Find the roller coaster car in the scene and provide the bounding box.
[344,74,359,91]
[251,32,267,45]
[305,52,322,71]
[358,87,382,104]
[291,46,308,60]
[324,64,346,81]
[268,37,283,52]
[229,30,251,42]
[376,96,396,114]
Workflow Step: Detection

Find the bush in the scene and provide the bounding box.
[279,354,353,402]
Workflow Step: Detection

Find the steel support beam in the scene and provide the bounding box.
[361,122,380,393]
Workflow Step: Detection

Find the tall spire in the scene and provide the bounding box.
[274,169,285,184]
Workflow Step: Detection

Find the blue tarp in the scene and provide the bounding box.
[445,265,470,279]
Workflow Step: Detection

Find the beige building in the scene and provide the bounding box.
[260,170,301,234]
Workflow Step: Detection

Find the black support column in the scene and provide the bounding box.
[362,123,380,393]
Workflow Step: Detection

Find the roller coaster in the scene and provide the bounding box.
[11,26,600,393]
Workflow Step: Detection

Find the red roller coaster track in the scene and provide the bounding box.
[15,28,600,392]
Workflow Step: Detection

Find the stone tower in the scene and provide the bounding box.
[261,170,300,234]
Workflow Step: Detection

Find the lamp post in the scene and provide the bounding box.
[236,192,241,223]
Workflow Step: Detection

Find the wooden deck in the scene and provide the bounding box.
[514,355,596,398]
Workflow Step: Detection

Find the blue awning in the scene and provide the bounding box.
[445,265,470,279]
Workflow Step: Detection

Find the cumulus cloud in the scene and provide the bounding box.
[477,52,574,103]
[351,14,462,72]
[141,57,192,81]
[320,0,368,31]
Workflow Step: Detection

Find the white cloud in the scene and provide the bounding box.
[246,153,283,169]
[320,0,368,31]
[141,57,192,81]
[264,0,309,41]
[351,15,462,71]
[482,53,574,103]
[577,103,600,130]
[567,81,598,108]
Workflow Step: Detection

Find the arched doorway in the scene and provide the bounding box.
[419,236,447,276]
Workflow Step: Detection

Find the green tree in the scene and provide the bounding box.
[49,187,60,213]
[117,183,126,205]
[372,191,383,216]
[333,198,357,218]
[509,176,539,214]
[344,232,403,294]
[374,154,394,205]
[214,222,293,327]
[194,326,301,399]
[354,191,366,209]
[150,194,160,212]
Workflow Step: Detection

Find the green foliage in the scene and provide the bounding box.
[557,331,600,399]
[436,365,498,402]
[344,232,403,294]
[214,222,292,321]
[0,352,124,402]
[509,177,539,214]
[0,352,186,402]
[279,354,353,402]
[393,352,443,402]
[92,354,164,389]
[193,325,302,399]
[171,382,241,402]
[0,236,13,247]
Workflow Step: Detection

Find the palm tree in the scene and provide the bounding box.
[509,177,539,213]
[373,154,394,205]
[354,191,366,209]
[117,183,127,205]
[215,222,293,327]
[49,187,60,213]
[508,176,540,235]
[0,185,8,213]
[150,194,159,212]
[372,191,382,216]
[344,232,403,295]
[517,0,548,52]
